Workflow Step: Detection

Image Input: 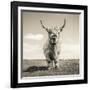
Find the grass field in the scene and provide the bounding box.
[22,59,79,77]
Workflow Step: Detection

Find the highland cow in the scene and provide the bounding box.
[40,19,66,70]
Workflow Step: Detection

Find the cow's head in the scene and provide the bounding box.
[40,19,66,45]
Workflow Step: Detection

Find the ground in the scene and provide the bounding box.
[22,59,79,77]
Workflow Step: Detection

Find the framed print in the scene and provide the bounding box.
[11,1,88,88]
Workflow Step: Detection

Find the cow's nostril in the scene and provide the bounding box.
[53,38,56,41]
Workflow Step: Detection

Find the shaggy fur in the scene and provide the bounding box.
[40,20,66,69]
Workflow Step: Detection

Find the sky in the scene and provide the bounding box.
[22,11,80,60]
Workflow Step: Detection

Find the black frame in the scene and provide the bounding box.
[11,1,88,88]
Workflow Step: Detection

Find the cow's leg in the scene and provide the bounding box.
[54,60,59,69]
[51,60,54,69]
[46,60,51,69]
[47,60,54,70]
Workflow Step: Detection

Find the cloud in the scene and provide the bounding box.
[23,43,42,53]
[23,43,45,59]
[60,43,80,59]
[24,33,43,40]
[61,44,80,51]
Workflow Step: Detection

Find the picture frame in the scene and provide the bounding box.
[11,1,88,88]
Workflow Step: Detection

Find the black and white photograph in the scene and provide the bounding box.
[11,1,87,88]
[22,11,80,77]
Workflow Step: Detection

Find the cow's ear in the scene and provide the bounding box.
[40,20,49,33]
[60,19,66,32]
